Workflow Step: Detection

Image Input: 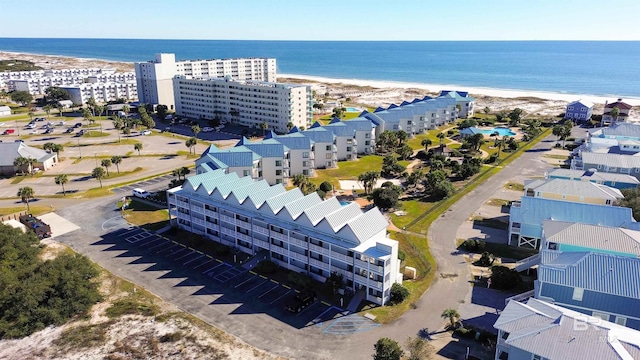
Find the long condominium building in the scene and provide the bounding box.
[173,76,312,133]
[134,53,276,109]
[60,81,138,105]
[167,169,402,305]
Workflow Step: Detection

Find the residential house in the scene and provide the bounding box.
[167,170,403,305]
[240,137,290,185]
[535,251,640,330]
[494,298,640,360]
[342,117,376,154]
[571,152,640,181]
[195,144,260,179]
[546,168,639,190]
[602,98,632,125]
[522,178,624,206]
[439,90,475,118]
[540,220,640,257]
[266,130,315,177]
[508,196,636,248]
[564,100,594,122]
[0,142,59,176]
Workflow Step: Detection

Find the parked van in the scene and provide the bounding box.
[132,188,151,199]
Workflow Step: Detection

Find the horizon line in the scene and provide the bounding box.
[1,37,639,42]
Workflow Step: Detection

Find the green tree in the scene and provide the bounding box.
[436,132,445,147]
[121,104,130,116]
[91,167,105,187]
[490,265,522,290]
[55,103,64,117]
[396,130,408,146]
[191,124,201,138]
[552,124,565,146]
[156,104,168,121]
[287,121,295,132]
[406,337,433,360]
[55,174,68,196]
[621,188,640,219]
[390,283,409,304]
[17,187,35,211]
[13,156,29,176]
[110,156,122,174]
[376,131,398,154]
[291,174,316,195]
[86,97,97,116]
[441,308,460,329]
[185,137,197,155]
[10,91,33,106]
[112,116,124,143]
[28,108,35,121]
[358,171,380,195]
[44,86,70,102]
[101,158,112,176]
[371,184,402,210]
[123,127,131,137]
[43,105,52,117]
[332,107,344,118]
[82,107,92,125]
[260,121,268,136]
[610,106,620,123]
[43,142,63,156]
[373,338,404,360]
[421,138,432,151]
[483,106,491,117]
[508,108,524,126]
[134,142,143,156]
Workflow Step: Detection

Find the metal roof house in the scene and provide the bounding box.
[571,152,640,181]
[494,298,640,360]
[535,251,640,331]
[546,168,640,190]
[522,178,624,206]
[167,170,402,305]
[0,142,59,176]
[541,220,640,257]
[564,99,594,123]
[439,90,475,118]
[508,196,636,248]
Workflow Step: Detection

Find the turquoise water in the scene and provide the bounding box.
[346,107,360,112]
[339,201,351,206]
[479,127,516,136]
[0,39,638,97]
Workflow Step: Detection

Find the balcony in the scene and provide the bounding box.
[330,266,353,280]
[253,238,269,249]
[192,218,205,226]
[220,227,235,237]
[204,209,217,217]
[205,223,219,232]
[176,200,189,208]
[253,226,269,236]
[271,231,288,242]
[191,206,204,214]
[288,237,307,248]
[354,273,368,285]
[289,251,307,261]
[309,258,329,271]
[331,252,350,263]
[219,214,235,223]
[271,245,286,256]
[309,243,330,255]
[236,232,252,243]
[236,219,251,230]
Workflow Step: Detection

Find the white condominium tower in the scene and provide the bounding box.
[134,53,276,109]
[173,76,312,133]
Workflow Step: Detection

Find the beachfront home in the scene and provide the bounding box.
[323,119,358,161]
[167,170,403,305]
[266,131,315,177]
[135,53,276,109]
[571,152,640,181]
[546,168,640,190]
[602,98,633,125]
[341,117,376,154]
[172,76,312,133]
[535,251,640,330]
[439,90,475,118]
[564,99,594,122]
[0,142,58,176]
[522,178,624,206]
[0,105,11,116]
[494,298,640,360]
[508,196,636,248]
[240,137,291,185]
[540,220,640,257]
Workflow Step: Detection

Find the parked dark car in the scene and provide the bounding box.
[73,122,83,128]
[64,127,74,134]
[74,129,85,137]
[285,290,317,313]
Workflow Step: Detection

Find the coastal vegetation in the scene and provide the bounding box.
[0,59,42,72]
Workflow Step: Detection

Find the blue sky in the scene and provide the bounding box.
[1,0,639,40]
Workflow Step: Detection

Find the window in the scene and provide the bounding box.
[326,154,332,159]
[275,160,282,166]
[592,312,610,321]
[275,170,282,176]
[243,170,250,176]
[572,287,584,301]
[615,316,627,326]
[302,161,308,167]
[326,145,331,151]
[303,152,309,158]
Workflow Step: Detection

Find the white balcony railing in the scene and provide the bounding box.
[253,238,270,249]
[288,237,307,248]
[219,214,235,223]
[191,206,204,214]
[253,226,269,236]
[271,231,288,242]
[331,252,350,263]
[290,251,307,261]
[192,218,205,226]
[309,258,329,270]
[204,209,217,217]
[309,243,330,255]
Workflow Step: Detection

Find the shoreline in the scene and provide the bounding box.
[278,73,640,106]
[2,49,640,107]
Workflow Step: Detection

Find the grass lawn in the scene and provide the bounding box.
[122,199,169,231]
[390,199,435,229]
[311,155,383,188]
[503,181,524,192]
[0,205,51,217]
[82,131,109,138]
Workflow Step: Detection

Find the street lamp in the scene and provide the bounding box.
[78,138,82,158]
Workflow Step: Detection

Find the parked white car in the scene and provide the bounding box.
[201,127,214,132]
[26,123,37,129]
[58,121,66,126]
[30,130,39,134]
[141,130,151,135]
[0,122,5,127]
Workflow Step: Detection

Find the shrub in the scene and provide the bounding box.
[397,249,406,262]
[472,252,495,267]
[105,298,159,318]
[389,283,409,304]
[373,338,404,360]
[447,130,455,136]
[461,239,486,252]
[287,271,313,289]
[159,331,184,343]
[319,181,333,192]
[490,265,522,290]
[255,260,278,274]
[485,154,498,164]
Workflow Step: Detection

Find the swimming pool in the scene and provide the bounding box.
[339,201,351,206]
[346,107,361,112]
[479,127,516,136]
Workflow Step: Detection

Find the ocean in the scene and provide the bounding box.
[0,38,639,98]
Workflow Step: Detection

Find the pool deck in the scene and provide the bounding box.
[476,126,524,140]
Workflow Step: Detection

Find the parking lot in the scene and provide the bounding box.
[109,226,379,333]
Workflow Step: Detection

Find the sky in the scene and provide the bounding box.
[1,0,639,41]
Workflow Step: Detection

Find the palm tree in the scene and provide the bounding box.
[86,97,97,116]
[185,137,197,155]
[421,139,432,151]
[13,156,28,176]
[56,104,64,117]
[17,187,35,212]
[396,130,408,146]
[82,108,92,125]
[552,124,564,146]
[121,104,130,117]
[43,105,52,118]
[441,308,460,329]
[483,106,491,117]
[260,121,268,136]
[286,122,294,132]
[610,106,620,124]
[25,157,37,175]
[172,168,182,181]
[55,174,68,196]
[28,108,35,122]
[134,142,143,156]
[357,171,380,195]
[179,166,190,179]
[191,124,201,138]
[495,138,505,158]
[92,167,106,188]
[111,156,122,174]
[437,132,445,147]
[101,159,112,176]
[113,116,124,143]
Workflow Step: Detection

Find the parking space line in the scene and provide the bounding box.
[156,244,181,255]
[234,276,256,288]
[175,251,195,261]
[249,271,257,275]
[246,279,270,293]
[283,285,291,289]
[258,284,280,298]
[183,254,205,265]
[201,263,227,275]
[270,279,278,284]
[167,247,191,257]
[215,259,223,263]
[135,237,163,248]
[148,240,171,251]
[321,301,331,307]
[270,289,291,304]
[259,275,267,279]
[193,259,215,271]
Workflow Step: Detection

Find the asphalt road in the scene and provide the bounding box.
[40,132,558,359]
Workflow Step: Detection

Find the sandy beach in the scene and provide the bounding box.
[2,50,640,120]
